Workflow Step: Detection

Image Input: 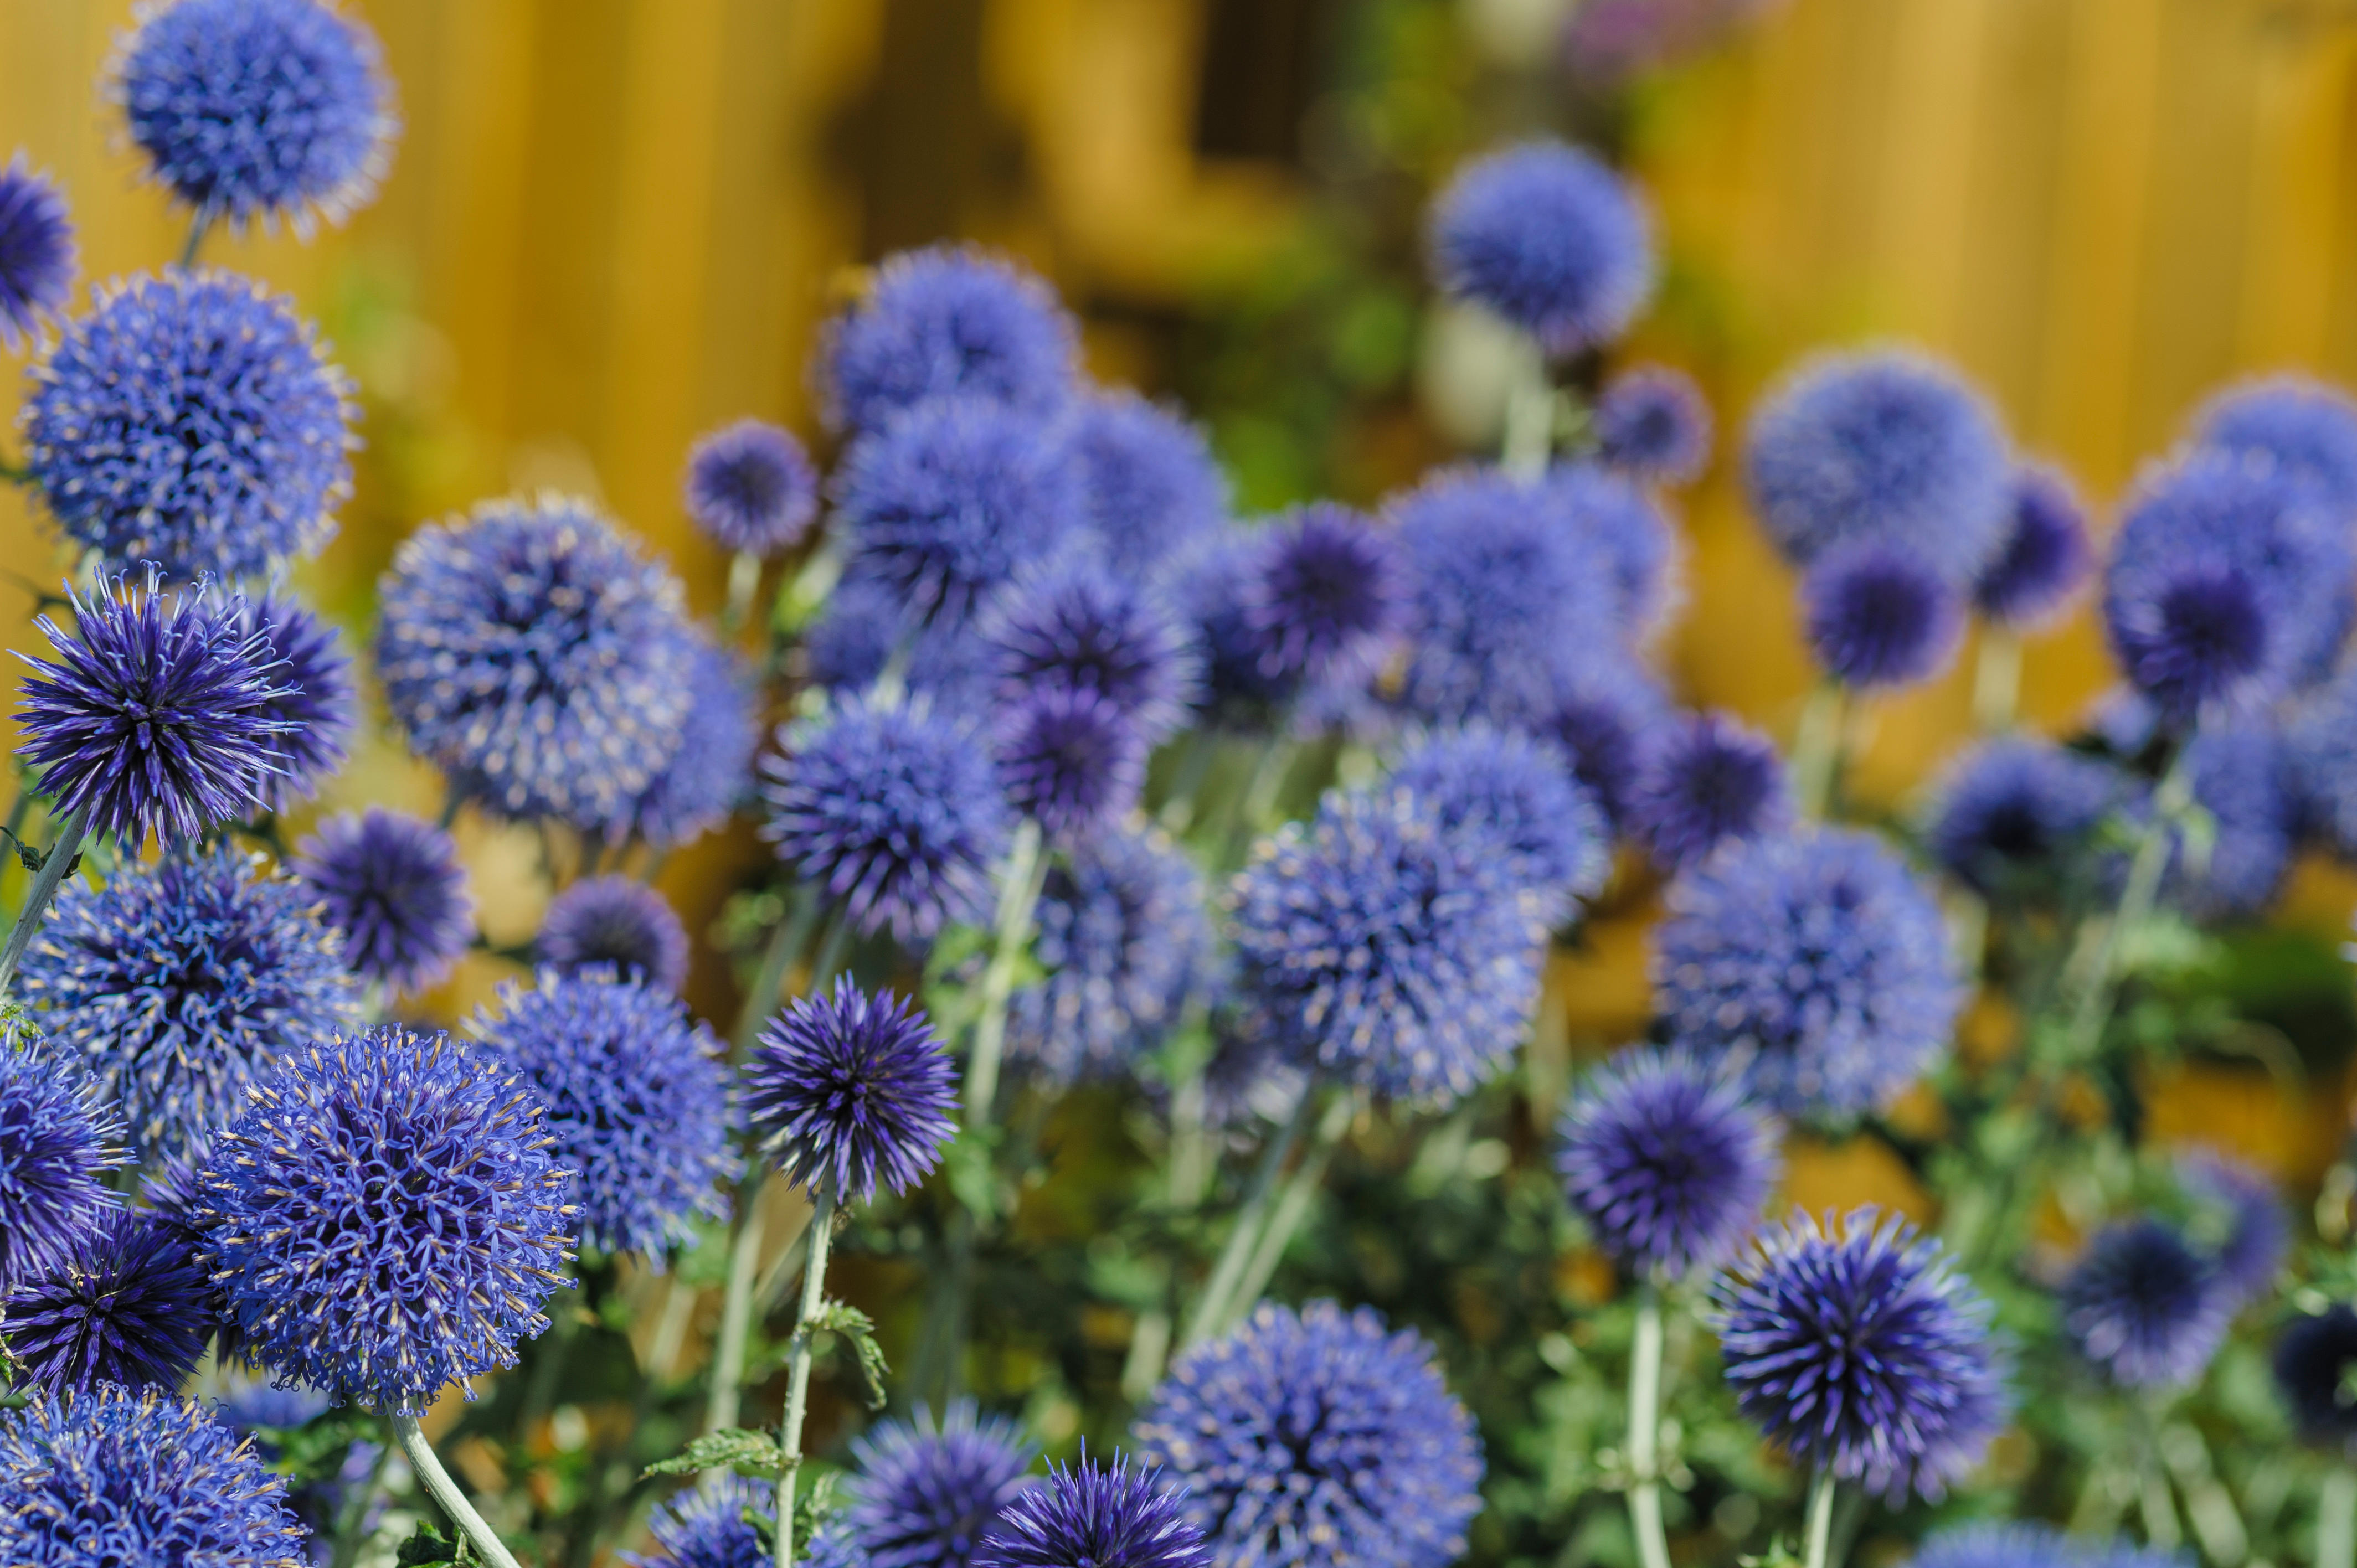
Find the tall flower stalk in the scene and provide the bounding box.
[772,1185,836,1568]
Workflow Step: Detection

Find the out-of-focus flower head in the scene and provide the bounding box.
[2,1209,211,1396]
[1541,462,1681,645]
[623,1475,774,1568]
[976,1453,1208,1568]
[1429,139,1654,355]
[843,1400,1036,1568]
[821,245,1078,436]
[233,593,354,812]
[994,685,1146,842]
[1390,724,1608,922]
[2176,1148,2288,1310]
[2163,721,2297,921]
[1244,503,1408,691]
[603,633,761,850]
[1910,1522,2083,1568]
[1562,0,1784,84]
[1926,737,2121,899]
[0,154,74,350]
[293,807,472,996]
[745,978,959,1206]
[1627,710,1791,874]
[1595,363,1712,486]
[1974,465,2092,630]
[1540,653,1675,832]
[538,875,690,994]
[684,418,819,557]
[2195,375,2357,519]
[1167,527,1301,728]
[0,1044,123,1292]
[983,558,1200,742]
[1069,391,1226,580]
[1802,540,1965,689]
[2060,1217,2232,1389]
[2287,664,2357,859]
[2276,1303,2357,1454]
[805,570,996,710]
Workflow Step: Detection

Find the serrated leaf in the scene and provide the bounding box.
[642,1427,790,1479]
[804,1299,891,1410]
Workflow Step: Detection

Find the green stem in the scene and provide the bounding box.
[1154,731,1217,835]
[0,457,26,484]
[391,1414,524,1568]
[1803,1468,1839,1568]
[1225,1092,1354,1326]
[2063,742,2191,1066]
[735,895,820,1054]
[1791,679,1847,820]
[0,806,86,999]
[2137,1443,2181,1552]
[773,1187,837,1568]
[1224,740,1294,868]
[1179,1090,1315,1352]
[807,912,852,992]
[178,208,210,269]
[437,787,465,832]
[1627,1283,1671,1568]
[724,550,764,638]
[1500,337,1555,480]
[965,818,1046,1127]
[327,1435,394,1568]
[702,1195,768,1442]
[1972,625,2023,733]
[2322,1464,2356,1568]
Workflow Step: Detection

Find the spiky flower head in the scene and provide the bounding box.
[2165,722,2298,921]
[976,1453,1208,1568]
[14,570,294,847]
[538,875,690,994]
[1716,1207,2006,1501]
[0,154,74,350]
[1975,465,2091,628]
[982,558,1200,743]
[1429,139,1653,355]
[1135,1300,1483,1568]
[1926,737,2121,899]
[624,1475,775,1568]
[1541,653,1674,831]
[760,697,1010,943]
[377,494,697,824]
[844,1400,1037,1568]
[292,807,474,996]
[1557,1045,1780,1279]
[745,979,959,1205]
[1911,1523,2083,1568]
[1596,364,1712,485]
[806,570,997,705]
[2195,375,2357,518]
[235,593,354,811]
[1542,461,1682,643]
[472,970,732,1262]
[995,687,1146,843]
[2,1210,211,1396]
[1628,710,1790,875]
[2288,665,2357,859]
[0,1386,308,1567]
[821,245,1078,435]
[1654,828,1959,1118]
[2177,1148,2288,1309]
[1244,503,1408,690]
[1390,725,1608,922]
[685,418,819,556]
[2276,1304,2357,1454]
[1167,528,1302,728]
[1069,391,1226,579]
[2060,1218,2232,1389]
[197,1025,577,1413]
[604,633,762,849]
[20,845,358,1155]
[1803,540,1965,689]
[0,1042,123,1294]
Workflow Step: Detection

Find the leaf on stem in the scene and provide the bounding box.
[642,1427,791,1479]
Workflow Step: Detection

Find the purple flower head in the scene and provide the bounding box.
[1429,140,1654,355]
[983,558,1201,742]
[2277,1304,2357,1454]
[2195,375,2357,518]
[805,571,997,710]
[1716,1207,2006,1502]
[1134,1300,1483,1568]
[1654,828,1959,1118]
[234,594,354,812]
[472,969,733,1262]
[2108,560,2273,721]
[0,1044,123,1293]
[378,495,697,825]
[21,844,359,1156]
[604,633,761,850]
[197,1025,578,1413]
[114,0,394,232]
[3,1209,211,1396]
[0,154,74,350]
[2164,722,2297,921]
[14,570,293,847]
[1390,724,1609,921]
[1628,710,1791,874]
[1543,461,1682,643]
[1070,391,1226,579]
[24,270,353,580]
[845,1400,1037,1568]
[1167,527,1300,727]
[1244,503,1407,689]
[745,978,959,1205]
[1540,653,1675,831]
[1596,364,1712,485]
[760,696,1010,943]
[1975,465,2092,628]
[1556,1044,1780,1279]
[538,875,690,994]
[1911,1523,2082,1568]
[821,245,1079,435]
[1744,350,2011,584]
[293,807,473,995]
[685,419,819,556]
[624,1476,774,1568]
[976,1453,1207,1568]
[1012,825,1208,1086]
[2060,1217,2232,1390]
[2287,666,2357,859]
[2176,1148,2288,1310]
[1803,540,1965,689]
[0,1386,308,1567]
[1926,738,2122,899]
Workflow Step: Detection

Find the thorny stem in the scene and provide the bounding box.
[392,1413,526,1568]
[1626,1283,1672,1568]
[966,818,1047,1127]
[1227,1092,1355,1325]
[1179,1089,1315,1352]
[1791,679,1847,820]
[1803,1467,1839,1568]
[2323,1464,2356,1568]
[0,806,86,999]
[774,1187,838,1568]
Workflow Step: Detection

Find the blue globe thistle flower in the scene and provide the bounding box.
[1391,725,1608,921]
[2177,1149,2288,1310]
[1429,140,1653,355]
[983,559,1200,742]
[21,844,359,1154]
[3,1209,212,1396]
[1974,465,2092,629]
[2276,1304,2357,1453]
[1912,1523,2081,1568]
[292,807,474,995]
[24,271,353,580]
[198,1025,578,1412]
[1543,461,1682,642]
[2195,375,2357,518]
[211,1371,381,1556]
[744,978,959,1205]
[472,970,733,1262]
[821,245,1078,435]
[1925,738,2121,898]
[625,1476,775,1568]
[806,571,997,709]
[2164,722,2297,921]
[14,571,293,847]
[760,697,1010,942]
[114,0,394,233]
[2287,666,2357,858]
[604,634,762,849]
[2109,563,2273,721]
[1244,504,1407,689]
[1556,1045,1780,1280]
[995,684,1147,842]
[1654,828,1959,1118]
[1135,1300,1483,1568]
[1803,540,1965,689]
[235,594,354,812]
[0,1385,308,1567]
[1011,825,1208,1085]
[1070,391,1226,579]
[1743,350,2011,584]
[844,1400,1036,1568]
[1167,528,1300,727]
[836,395,1088,627]
[538,875,690,994]
[685,418,819,556]
[977,1453,1207,1568]
[1715,1207,2006,1502]
[0,1045,123,1293]
[1229,786,1546,1106]
[2060,1217,2232,1389]
[1627,710,1791,875]
[1540,653,1675,831]
[0,154,74,350]
[1596,364,1712,485]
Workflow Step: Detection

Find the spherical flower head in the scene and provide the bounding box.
[606,633,763,849]
[1628,710,1792,875]
[198,1025,577,1412]
[836,395,1088,627]
[2276,1303,2357,1453]
[377,495,697,824]
[2195,375,2357,518]
[1654,827,1959,1118]
[1135,1300,1483,1568]
[538,875,690,994]
[685,419,819,556]
[3,1209,212,1396]
[0,1045,123,1293]
[0,154,74,350]
[976,1453,1207,1568]
[1744,349,2011,584]
[24,270,353,579]
[1244,503,1407,689]
[2287,666,2357,859]
[1556,1045,1780,1279]
[624,1475,774,1568]
[472,969,733,1261]
[1974,465,2092,628]
[1011,825,1209,1085]
[745,978,959,1204]
[1167,528,1301,726]
[1070,391,1226,579]
[21,844,359,1155]
[0,1385,308,1567]
[2176,1149,2287,1310]
[1926,737,2122,898]
[1802,539,1965,689]
[1715,1207,2006,1502]
[1541,653,1675,831]
[2107,559,2273,720]
[2165,722,2297,921]
[1596,364,1712,484]
[1912,1522,2082,1568]
[2060,1217,2232,1389]
[1229,786,1546,1106]
[822,245,1079,435]
[14,570,294,847]
[846,1400,1036,1568]
[806,571,998,709]
[292,807,474,995]
[1429,140,1653,355]
[1543,461,1682,642]
[984,559,1201,742]
[994,686,1146,843]
[760,697,1011,943]
[1391,725,1608,921]
[235,593,354,812]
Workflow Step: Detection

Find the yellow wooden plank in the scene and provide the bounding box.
[2236,25,2355,371]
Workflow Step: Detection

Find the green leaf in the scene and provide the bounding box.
[642,1427,791,1479]
[396,1521,462,1566]
[804,1299,892,1410]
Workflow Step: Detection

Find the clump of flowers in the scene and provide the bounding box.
[1390,724,1608,920]
[1067,390,1225,577]
[2060,1217,2233,1389]
[1974,466,2092,628]
[1596,363,1712,485]
[1802,540,1964,689]
[1627,710,1790,873]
